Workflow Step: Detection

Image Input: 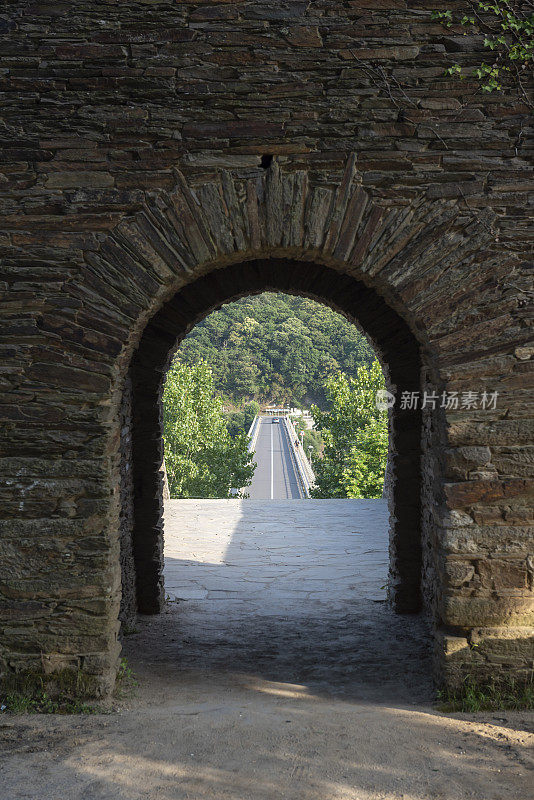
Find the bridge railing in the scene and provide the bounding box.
[246,415,261,453]
[230,415,260,496]
[282,415,315,498]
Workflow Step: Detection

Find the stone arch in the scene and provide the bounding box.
[126,258,424,623]
[2,154,531,697]
[97,154,491,688]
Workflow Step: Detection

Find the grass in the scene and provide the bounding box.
[1,692,96,715]
[1,658,139,714]
[0,668,98,715]
[437,674,534,713]
[113,657,138,700]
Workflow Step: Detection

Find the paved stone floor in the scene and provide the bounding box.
[2,500,532,800]
[162,499,433,703]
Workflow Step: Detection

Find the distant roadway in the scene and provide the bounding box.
[247,416,304,499]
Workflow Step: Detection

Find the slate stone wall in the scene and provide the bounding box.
[1,2,532,695]
[118,372,136,629]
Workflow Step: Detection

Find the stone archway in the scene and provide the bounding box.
[1,155,531,697]
[126,258,424,622]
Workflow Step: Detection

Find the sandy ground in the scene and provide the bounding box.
[1,500,532,800]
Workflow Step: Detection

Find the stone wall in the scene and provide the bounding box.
[118,372,136,629]
[0,1,532,695]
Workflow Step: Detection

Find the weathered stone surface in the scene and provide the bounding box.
[442,525,534,555]
[444,479,534,509]
[434,627,534,689]
[441,595,534,627]
[0,1,531,697]
[45,172,115,189]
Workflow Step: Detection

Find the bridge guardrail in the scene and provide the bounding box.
[231,416,260,496]
[246,415,261,453]
[282,415,315,498]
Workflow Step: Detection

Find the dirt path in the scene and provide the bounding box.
[1,666,532,800]
[1,500,532,799]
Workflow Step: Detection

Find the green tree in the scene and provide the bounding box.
[225,400,260,439]
[311,361,388,499]
[162,360,255,498]
[302,428,324,461]
[340,416,389,499]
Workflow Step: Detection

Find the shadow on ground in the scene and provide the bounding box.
[2,501,532,800]
[126,499,433,705]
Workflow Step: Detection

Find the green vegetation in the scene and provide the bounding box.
[177,293,375,408]
[114,657,138,699]
[0,669,98,715]
[311,362,388,499]
[290,416,325,460]
[437,674,534,712]
[298,425,324,461]
[163,360,255,498]
[225,401,260,439]
[167,294,386,500]
[432,1,533,96]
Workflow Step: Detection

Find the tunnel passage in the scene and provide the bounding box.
[122,258,425,624]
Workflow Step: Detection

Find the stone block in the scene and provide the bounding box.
[444,478,533,509]
[443,446,493,480]
[441,595,534,628]
[434,626,534,689]
[442,524,534,555]
[45,171,114,189]
[515,345,534,361]
[283,26,322,47]
[476,558,530,592]
[444,561,476,589]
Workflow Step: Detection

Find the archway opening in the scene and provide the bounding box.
[161,288,382,502]
[119,258,431,693]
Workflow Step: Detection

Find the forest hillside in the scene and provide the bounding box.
[176,293,375,409]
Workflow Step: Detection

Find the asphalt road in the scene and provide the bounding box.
[247,417,304,499]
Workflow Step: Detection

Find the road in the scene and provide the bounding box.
[247,416,304,499]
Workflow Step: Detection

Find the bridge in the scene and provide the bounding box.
[246,415,315,500]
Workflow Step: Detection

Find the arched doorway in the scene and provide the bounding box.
[100,155,520,695]
[123,259,426,633]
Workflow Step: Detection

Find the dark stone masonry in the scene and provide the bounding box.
[0,1,532,696]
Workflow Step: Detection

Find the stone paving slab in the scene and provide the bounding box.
[164,499,389,608]
[161,499,433,703]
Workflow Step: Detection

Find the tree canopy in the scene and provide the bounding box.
[165,294,387,501]
[311,362,388,499]
[162,361,255,498]
[176,293,375,409]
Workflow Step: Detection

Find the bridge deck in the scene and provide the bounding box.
[247,415,303,499]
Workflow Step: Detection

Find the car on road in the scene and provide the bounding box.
[272,418,279,424]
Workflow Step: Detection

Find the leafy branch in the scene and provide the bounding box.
[432,0,533,100]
